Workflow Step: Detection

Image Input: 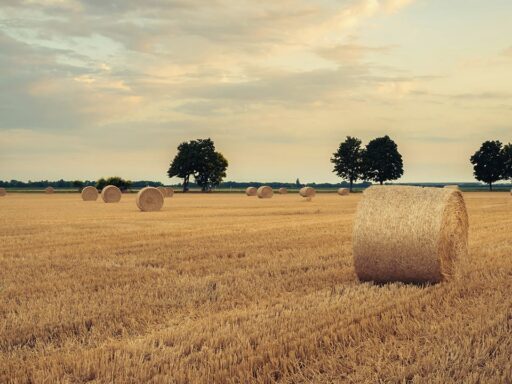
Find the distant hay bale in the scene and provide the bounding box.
[136,187,164,212]
[0,188,6,197]
[257,186,273,199]
[337,188,349,196]
[157,186,169,197]
[246,187,257,196]
[81,186,98,201]
[299,187,316,198]
[278,188,288,194]
[353,185,468,284]
[166,187,174,197]
[45,187,54,194]
[444,185,460,190]
[101,185,122,203]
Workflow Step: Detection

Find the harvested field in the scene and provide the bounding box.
[0,193,511,383]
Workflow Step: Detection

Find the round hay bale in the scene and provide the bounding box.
[0,188,6,197]
[299,187,316,198]
[166,187,174,197]
[337,188,349,196]
[157,186,168,197]
[136,187,164,212]
[45,186,54,194]
[257,186,273,199]
[81,186,98,201]
[246,187,257,196]
[353,185,468,284]
[444,185,460,190]
[101,185,122,203]
[278,188,288,194]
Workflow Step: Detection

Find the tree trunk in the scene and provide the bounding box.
[349,179,353,192]
[489,182,493,191]
[380,180,383,185]
[182,175,189,192]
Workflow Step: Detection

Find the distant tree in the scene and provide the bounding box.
[331,136,364,192]
[96,177,132,191]
[470,140,505,191]
[363,135,403,185]
[167,138,228,192]
[295,178,301,188]
[72,180,84,192]
[503,143,512,181]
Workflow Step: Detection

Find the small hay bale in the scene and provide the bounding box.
[299,187,316,198]
[444,185,460,190]
[246,187,257,196]
[101,185,122,203]
[0,188,6,197]
[45,186,55,194]
[81,186,98,201]
[166,187,174,197]
[353,185,468,284]
[278,188,288,194]
[337,188,349,196]
[136,187,164,212]
[257,186,273,199]
[157,186,168,197]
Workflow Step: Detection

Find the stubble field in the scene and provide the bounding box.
[1,192,511,383]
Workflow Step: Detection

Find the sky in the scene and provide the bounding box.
[0,0,511,184]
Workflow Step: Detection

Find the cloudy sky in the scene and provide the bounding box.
[1,0,511,184]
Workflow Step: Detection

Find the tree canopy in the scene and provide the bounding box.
[363,135,403,185]
[331,136,364,191]
[96,177,132,191]
[167,138,228,192]
[470,140,505,191]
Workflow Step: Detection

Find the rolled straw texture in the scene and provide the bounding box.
[246,187,257,196]
[136,187,164,212]
[166,188,174,197]
[353,185,468,284]
[157,187,169,197]
[299,187,316,198]
[101,185,122,203]
[81,186,98,201]
[45,187,54,194]
[257,186,273,199]
[337,188,349,196]
[278,188,288,194]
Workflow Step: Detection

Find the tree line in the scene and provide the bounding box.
[0,178,163,190]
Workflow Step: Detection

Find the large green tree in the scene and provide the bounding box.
[503,143,512,181]
[331,136,363,192]
[363,135,403,185]
[470,140,505,191]
[167,138,228,192]
[96,177,132,191]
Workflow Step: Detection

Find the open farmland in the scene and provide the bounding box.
[1,193,511,383]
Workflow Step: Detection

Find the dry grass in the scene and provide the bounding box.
[0,193,511,383]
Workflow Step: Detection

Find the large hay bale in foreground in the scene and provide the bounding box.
[257,186,273,199]
[353,185,468,284]
[337,188,349,196]
[0,188,6,197]
[45,187,54,194]
[136,187,164,212]
[101,185,122,203]
[246,187,257,196]
[444,185,460,190]
[81,186,98,201]
[278,188,288,194]
[299,187,315,198]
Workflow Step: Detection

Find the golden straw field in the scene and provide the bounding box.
[1,192,511,383]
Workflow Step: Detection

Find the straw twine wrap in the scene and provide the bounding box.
[299,187,316,198]
[101,185,122,203]
[136,187,164,212]
[246,187,257,196]
[257,186,273,199]
[337,188,349,196]
[0,188,6,197]
[353,185,468,284]
[81,186,99,201]
[45,187,54,194]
